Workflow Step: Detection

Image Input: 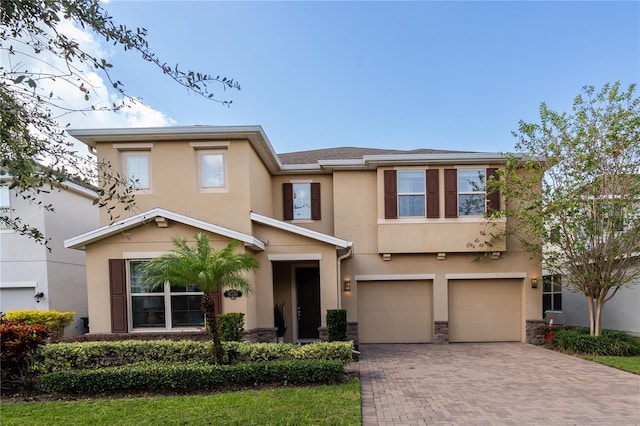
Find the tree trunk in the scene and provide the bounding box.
[202,293,223,364]
[594,299,603,337]
[586,294,595,336]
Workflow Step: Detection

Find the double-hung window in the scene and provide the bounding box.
[0,185,10,228]
[123,152,150,191]
[129,260,204,330]
[542,275,562,316]
[457,169,487,216]
[397,171,425,217]
[283,182,321,220]
[198,150,226,191]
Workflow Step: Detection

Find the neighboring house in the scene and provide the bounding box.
[65,126,542,344]
[0,174,98,336]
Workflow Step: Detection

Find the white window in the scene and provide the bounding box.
[397,171,425,217]
[543,275,562,316]
[124,152,150,190]
[293,183,311,219]
[458,169,486,216]
[128,260,204,330]
[198,151,225,190]
[0,185,10,228]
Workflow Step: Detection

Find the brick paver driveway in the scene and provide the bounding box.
[359,343,640,425]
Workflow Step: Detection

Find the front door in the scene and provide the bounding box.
[296,267,321,339]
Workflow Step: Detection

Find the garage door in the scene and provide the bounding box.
[358,280,432,343]
[449,279,521,342]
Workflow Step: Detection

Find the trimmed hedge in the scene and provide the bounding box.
[5,310,74,342]
[326,309,347,342]
[40,360,344,394]
[549,328,640,356]
[36,340,353,372]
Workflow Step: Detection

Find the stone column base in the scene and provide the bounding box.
[526,320,546,345]
[317,322,359,348]
[434,321,449,344]
[243,327,277,343]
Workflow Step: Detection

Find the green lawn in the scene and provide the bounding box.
[584,356,640,375]
[1,380,361,426]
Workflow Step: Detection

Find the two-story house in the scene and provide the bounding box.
[64,126,542,344]
[1,173,98,336]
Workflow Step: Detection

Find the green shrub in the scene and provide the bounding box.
[0,318,50,389]
[40,360,344,394]
[5,310,74,342]
[326,309,347,341]
[36,340,354,372]
[549,328,640,356]
[218,313,245,342]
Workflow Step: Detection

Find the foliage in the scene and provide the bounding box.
[326,309,347,342]
[5,309,74,342]
[0,0,239,246]
[0,317,50,389]
[500,82,640,336]
[36,340,354,372]
[139,234,258,364]
[40,359,345,394]
[548,328,640,356]
[274,302,287,338]
[1,381,362,426]
[585,355,640,375]
[218,312,245,342]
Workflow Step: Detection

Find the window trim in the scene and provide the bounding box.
[397,170,426,218]
[0,184,11,230]
[542,274,562,316]
[122,151,151,193]
[196,149,227,193]
[283,181,321,221]
[457,168,487,217]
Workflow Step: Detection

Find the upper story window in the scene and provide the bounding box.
[0,185,10,228]
[457,169,486,216]
[384,169,439,219]
[283,182,321,221]
[123,152,150,191]
[198,150,226,190]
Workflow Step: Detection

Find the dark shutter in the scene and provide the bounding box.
[283,183,293,220]
[426,169,440,218]
[384,170,397,219]
[109,259,128,333]
[444,169,458,218]
[310,183,321,220]
[486,168,500,214]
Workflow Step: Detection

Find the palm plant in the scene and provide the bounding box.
[139,233,259,363]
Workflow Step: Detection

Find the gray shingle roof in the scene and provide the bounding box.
[278,146,474,165]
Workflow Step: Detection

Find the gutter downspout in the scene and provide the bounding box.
[336,244,354,309]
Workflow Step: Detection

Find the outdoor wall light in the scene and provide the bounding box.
[34,292,44,303]
[343,279,351,292]
[530,276,539,289]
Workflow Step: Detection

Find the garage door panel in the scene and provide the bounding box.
[449,279,521,342]
[358,280,433,343]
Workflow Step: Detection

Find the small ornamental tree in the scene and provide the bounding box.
[0,317,50,389]
[139,234,258,363]
[500,82,640,336]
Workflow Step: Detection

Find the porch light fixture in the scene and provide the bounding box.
[343,279,351,292]
[530,276,539,288]
[34,292,44,303]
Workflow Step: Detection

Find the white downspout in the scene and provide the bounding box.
[336,244,353,309]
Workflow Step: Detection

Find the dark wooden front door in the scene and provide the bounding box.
[296,267,321,339]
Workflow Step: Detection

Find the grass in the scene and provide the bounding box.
[1,380,361,426]
[585,356,640,374]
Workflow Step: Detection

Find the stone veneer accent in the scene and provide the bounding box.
[318,322,359,348]
[242,327,277,343]
[526,319,546,345]
[433,321,449,344]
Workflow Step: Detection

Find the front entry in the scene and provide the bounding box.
[295,267,321,340]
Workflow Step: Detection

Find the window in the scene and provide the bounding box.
[457,169,486,216]
[542,275,562,316]
[397,171,425,217]
[0,185,10,228]
[198,151,225,190]
[124,152,150,190]
[283,182,321,220]
[128,260,204,329]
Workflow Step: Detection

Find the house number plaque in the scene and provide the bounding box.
[223,289,242,300]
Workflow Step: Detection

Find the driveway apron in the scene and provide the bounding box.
[359,343,640,426]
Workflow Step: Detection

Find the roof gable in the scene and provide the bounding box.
[250,212,352,249]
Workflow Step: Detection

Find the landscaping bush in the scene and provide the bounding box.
[218,313,245,342]
[40,359,345,394]
[326,309,347,341]
[549,328,640,356]
[0,318,50,389]
[4,310,74,342]
[36,340,354,372]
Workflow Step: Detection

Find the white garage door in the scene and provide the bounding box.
[449,279,522,342]
[358,280,432,343]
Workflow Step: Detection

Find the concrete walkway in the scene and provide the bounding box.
[358,343,640,425]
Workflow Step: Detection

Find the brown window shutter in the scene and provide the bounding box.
[486,168,500,214]
[444,169,458,218]
[109,259,128,333]
[384,170,397,219]
[283,183,293,220]
[426,169,440,218]
[310,183,321,220]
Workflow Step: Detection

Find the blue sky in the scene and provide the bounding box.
[93,1,639,154]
